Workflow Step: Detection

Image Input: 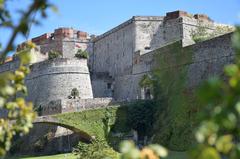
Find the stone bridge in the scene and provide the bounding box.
[33,116,93,141]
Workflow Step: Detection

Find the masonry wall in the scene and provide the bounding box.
[0,60,19,73]
[93,19,135,77]
[25,58,93,106]
[114,33,234,101]
[134,16,165,55]
[182,16,217,46]
[30,28,91,59]
[39,98,113,115]
[187,33,234,88]
[91,13,230,100]
[134,17,183,55]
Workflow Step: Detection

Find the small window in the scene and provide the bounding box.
[107,83,111,89]
[145,46,151,50]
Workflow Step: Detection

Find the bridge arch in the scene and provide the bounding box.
[33,116,93,141]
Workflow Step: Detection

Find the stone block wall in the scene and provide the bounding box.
[26,58,93,106]
[91,11,230,101]
[18,28,92,60]
[130,33,234,100]
[92,19,135,77]
[39,98,114,115]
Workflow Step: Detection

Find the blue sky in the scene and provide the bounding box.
[1,0,240,51]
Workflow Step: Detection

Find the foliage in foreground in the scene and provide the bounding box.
[0,0,55,156]
[189,27,240,159]
[120,140,168,159]
[0,44,36,156]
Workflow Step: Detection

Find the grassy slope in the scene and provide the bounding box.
[10,151,186,159]
[9,153,76,159]
[54,105,130,140]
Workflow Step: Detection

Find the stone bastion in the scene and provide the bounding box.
[25,58,93,106]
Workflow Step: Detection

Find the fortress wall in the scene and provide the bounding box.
[0,60,19,73]
[62,40,90,58]
[25,58,93,106]
[181,16,227,46]
[91,79,112,98]
[134,17,165,55]
[31,28,91,59]
[93,20,135,77]
[38,98,113,115]
[187,33,234,88]
[61,98,113,113]
[91,72,114,98]
[38,40,63,55]
[37,39,89,59]
[115,33,234,100]
[114,74,142,100]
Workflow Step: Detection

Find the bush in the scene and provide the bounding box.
[48,50,61,60]
[71,88,79,99]
[73,138,118,159]
[75,49,89,59]
[127,101,157,139]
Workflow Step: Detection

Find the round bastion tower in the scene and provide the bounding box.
[22,28,94,106]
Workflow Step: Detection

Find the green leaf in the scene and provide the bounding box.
[198,147,221,159]
[224,64,238,76]
[50,6,58,13]
[235,102,240,114]
[17,50,31,65]
[216,135,233,154]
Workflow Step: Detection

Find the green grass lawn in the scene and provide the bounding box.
[166,151,187,159]
[8,153,76,159]
[9,151,187,159]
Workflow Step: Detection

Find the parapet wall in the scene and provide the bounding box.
[31,28,89,45]
[39,98,114,115]
[17,28,92,60]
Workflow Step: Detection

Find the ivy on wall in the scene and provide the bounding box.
[148,41,198,150]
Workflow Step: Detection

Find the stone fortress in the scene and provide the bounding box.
[0,10,235,115]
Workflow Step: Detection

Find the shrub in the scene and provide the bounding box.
[73,138,118,159]
[71,88,79,99]
[127,101,157,139]
[75,49,89,59]
[48,50,61,60]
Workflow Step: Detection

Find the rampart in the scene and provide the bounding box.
[25,58,93,106]
[128,32,234,100]
[38,98,114,115]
